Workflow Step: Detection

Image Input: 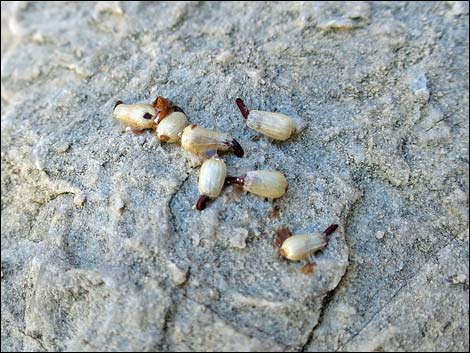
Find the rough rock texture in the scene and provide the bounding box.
[1,1,468,352]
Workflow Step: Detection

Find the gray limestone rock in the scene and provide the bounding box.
[1,1,468,352]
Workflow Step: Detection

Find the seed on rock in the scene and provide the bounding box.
[279,224,339,261]
[225,170,288,199]
[113,102,156,130]
[236,98,299,141]
[181,124,244,158]
[197,157,227,210]
[156,111,188,143]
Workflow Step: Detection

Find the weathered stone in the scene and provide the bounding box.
[1,1,468,352]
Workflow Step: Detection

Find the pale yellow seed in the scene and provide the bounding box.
[181,125,232,155]
[246,110,295,141]
[198,157,227,199]
[279,233,327,261]
[113,103,156,129]
[156,111,188,143]
[244,170,288,199]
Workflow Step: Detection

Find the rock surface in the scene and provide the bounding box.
[1,1,468,351]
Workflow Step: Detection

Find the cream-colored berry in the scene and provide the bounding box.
[225,170,288,199]
[236,98,300,141]
[197,157,227,210]
[181,125,244,157]
[113,101,156,130]
[156,111,188,143]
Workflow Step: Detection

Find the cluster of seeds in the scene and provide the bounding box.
[113,95,339,270]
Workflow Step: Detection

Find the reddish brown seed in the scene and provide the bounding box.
[236,98,250,119]
[323,224,339,236]
[275,227,293,247]
[196,195,211,211]
[153,96,172,124]
[159,134,170,142]
[300,262,316,275]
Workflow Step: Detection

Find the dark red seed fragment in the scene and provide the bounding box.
[231,139,244,157]
[196,195,210,211]
[323,224,339,237]
[236,98,250,119]
[224,176,245,186]
[153,96,172,123]
[114,100,123,110]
